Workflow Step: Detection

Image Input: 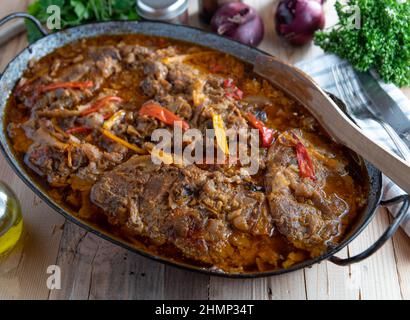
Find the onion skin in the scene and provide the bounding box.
[275,0,325,46]
[211,3,265,47]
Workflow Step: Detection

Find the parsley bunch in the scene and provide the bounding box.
[26,0,139,43]
[315,0,409,87]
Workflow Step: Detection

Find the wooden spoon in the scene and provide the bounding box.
[254,54,410,194]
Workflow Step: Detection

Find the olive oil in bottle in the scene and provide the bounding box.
[0,182,23,257]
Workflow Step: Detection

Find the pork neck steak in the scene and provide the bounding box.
[264,132,349,256]
[90,155,272,266]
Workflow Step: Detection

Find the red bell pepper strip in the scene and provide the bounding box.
[224,79,234,88]
[225,90,243,100]
[101,129,146,154]
[291,133,316,181]
[38,81,94,93]
[158,38,168,47]
[65,126,92,135]
[209,64,224,73]
[81,96,123,116]
[103,113,113,120]
[138,102,190,131]
[246,112,275,148]
[223,78,243,100]
[295,142,316,180]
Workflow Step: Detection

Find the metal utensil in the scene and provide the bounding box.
[356,70,410,148]
[0,19,24,47]
[136,0,189,24]
[331,64,410,162]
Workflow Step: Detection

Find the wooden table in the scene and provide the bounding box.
[1,0,409,300]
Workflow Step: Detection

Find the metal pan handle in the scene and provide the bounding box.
[0,13,48,77]
[0,12,48,43]
[330,194,410,266]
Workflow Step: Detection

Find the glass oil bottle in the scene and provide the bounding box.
[0,181,23,257]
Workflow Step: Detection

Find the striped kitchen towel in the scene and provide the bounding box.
[296,53,410,237]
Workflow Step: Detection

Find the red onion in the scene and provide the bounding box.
[275,0,325,46]
[199,0,242,23]
[211,3,264,47]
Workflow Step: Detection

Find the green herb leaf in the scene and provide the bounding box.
[315,0,410,87]
[71,0,87,19]
[26,0,139,43]
[25,20,45,43]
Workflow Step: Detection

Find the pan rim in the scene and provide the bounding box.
[0,20,383,278]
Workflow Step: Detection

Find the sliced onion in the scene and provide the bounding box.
[244,95,272,104]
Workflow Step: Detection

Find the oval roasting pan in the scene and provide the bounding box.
[0,13,408,277]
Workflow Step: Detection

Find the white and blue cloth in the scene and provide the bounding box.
[297,54,410,236]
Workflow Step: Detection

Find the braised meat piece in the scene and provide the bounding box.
[264,131,349,255]
[167,62,200,94]
[119,44,152,66]
[23,124,124,187]
[90,156,221,262]
[140,60,171,97]
[24,144,71,187]
[90,155,273,266]
[199,174,272,236]
[156,95,193,120]
[14,45,123,112]
[6,34,368,272]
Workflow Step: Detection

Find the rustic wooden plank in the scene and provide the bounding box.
[304,248,360,300]
[391,220,410,299]
[164,266,209,300]
[48,222,167,300]
[346,208,402,299]
[50,223,211,300]
[209,276,269,300]
[267,270,306,300]
[0,177,65,299]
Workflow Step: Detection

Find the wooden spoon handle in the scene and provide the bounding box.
[254,54,410,194]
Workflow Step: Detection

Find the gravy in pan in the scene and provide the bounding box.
[5,35,368,273]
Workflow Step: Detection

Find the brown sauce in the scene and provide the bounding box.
[4,34,368,273]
